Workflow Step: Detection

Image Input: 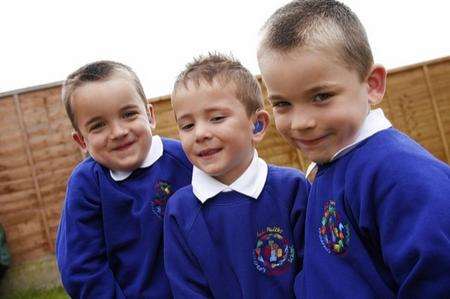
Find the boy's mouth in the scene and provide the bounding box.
[197,148,221,157]
[114,140,135,151]
[294,135,329,148]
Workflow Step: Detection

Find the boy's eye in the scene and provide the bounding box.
[123,110,139,118]
[312,93,332,103]
[272,101,291,109]
[210,116,225,122]
[89,121,105,132]
[180,123,194,131]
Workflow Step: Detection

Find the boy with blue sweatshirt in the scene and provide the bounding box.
[56,61,192,298]
[257,1,450,298]
[164,53,309,299]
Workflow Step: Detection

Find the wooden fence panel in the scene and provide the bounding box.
[0,86,83,264]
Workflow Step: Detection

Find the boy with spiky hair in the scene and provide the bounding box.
[56,60,192,298]
[164,53,309,298]
[257,0,450,298]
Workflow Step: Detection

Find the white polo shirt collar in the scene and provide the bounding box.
[110,135,163,181]
[192,150,268,203]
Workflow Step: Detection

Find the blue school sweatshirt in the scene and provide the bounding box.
[296,128,450,298]
[56,138,192,299]
[164,165,309,299]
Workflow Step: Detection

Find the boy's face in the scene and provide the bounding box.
[71,76,155,172]
[172,81,257,185]
[258,48,377,164]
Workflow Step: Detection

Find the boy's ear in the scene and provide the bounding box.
[72,131,88,153]
[367,64,387,106]
[251,110,270,144]
[147,103,156,129]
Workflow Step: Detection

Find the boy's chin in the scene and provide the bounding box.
[107,159,144,173]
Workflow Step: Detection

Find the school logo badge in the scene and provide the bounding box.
[253,226,295,275]
[151,181,171,219]
[319,200,350,255]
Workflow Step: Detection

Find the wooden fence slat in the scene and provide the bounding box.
[422,65,450,163]
[13,94,54,252]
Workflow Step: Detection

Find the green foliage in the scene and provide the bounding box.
[3,287,68,299]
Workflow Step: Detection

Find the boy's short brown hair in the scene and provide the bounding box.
[62,60,147,131]
[173,53,263,116]
[259,0,373,81]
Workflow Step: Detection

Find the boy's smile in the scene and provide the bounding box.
[71,77,155,172]
[172,81,257,185]
[198,148,221,158]
[294,134,331,149]
[259,48,383,163]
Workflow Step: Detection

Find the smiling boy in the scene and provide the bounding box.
[257,1,450,298]
[164,53,309,299]
[56,61,192,298]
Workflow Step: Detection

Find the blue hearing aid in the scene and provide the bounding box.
[253,121,263,134]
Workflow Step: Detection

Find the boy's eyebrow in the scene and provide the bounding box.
[268,83,340,102]
[268,94,288,102]
[174,112,195,123]
[174,114,190,123]
[204,106,232,113]
[306,84,337,94]
[175,106,232,122]
[120,104,140,111]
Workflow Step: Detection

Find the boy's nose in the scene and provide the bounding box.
[291,110,316,131]
[194,123,212,142]
[109,121,128,139]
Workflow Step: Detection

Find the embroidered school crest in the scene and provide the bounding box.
[151,181,171,219]
[253,226,295,275]
[318,200,350,255]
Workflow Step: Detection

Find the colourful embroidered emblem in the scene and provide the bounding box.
[253,226,295,275]
[151,181,171,219]
[318,200,350,255]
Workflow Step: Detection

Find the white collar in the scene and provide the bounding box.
[110,135,163,181]
[306,108,391,179]
[192,150,268,203]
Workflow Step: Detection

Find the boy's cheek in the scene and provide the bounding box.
[179,135,192,155]
[273,114,290,136]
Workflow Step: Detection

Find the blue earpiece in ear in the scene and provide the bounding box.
[253,121,263,134]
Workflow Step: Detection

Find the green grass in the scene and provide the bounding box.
[4,286,68,299]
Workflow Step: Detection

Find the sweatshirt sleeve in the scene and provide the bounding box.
[56,167,126,299]
[164,198,212,299]
[351,153,450,298]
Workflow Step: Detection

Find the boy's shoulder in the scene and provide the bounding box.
[348,127,449,178]
[160,136,192,171]
[267,163,307,185]
[265,164,309,199]
[355,128,438,162]
[70,156,103,181]
[166,185,201,230]
[65,157,105,201]
[167,185,198,211]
